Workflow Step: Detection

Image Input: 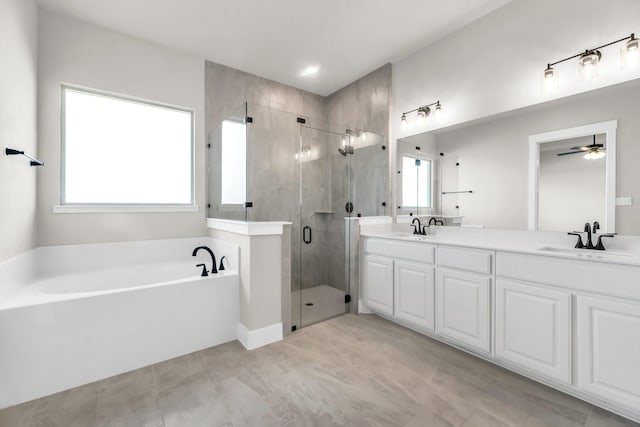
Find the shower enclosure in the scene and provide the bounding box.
[208,102,388,330]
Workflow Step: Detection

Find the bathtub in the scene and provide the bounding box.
[0,237,239,409]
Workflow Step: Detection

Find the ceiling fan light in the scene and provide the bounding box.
[584,150,606,160]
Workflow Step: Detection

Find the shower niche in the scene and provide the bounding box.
[207,102,388,330]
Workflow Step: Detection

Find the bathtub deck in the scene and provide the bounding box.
[0,314,636,427]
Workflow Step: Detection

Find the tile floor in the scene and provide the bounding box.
[0,314,638,427]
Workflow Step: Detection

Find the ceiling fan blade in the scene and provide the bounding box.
[557,151,583,156]
[569,146,591,151]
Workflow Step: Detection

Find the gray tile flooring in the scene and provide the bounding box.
[0,314,638,427]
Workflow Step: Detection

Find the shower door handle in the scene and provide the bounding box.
[303,226,312,244]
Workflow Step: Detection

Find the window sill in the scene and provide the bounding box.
[52,204,199,214]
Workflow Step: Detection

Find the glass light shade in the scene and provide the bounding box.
[401,113,407,128]
[579,51,601,81]
[542,66,559,93]
[621,37,639,69]
[434,103,443,119]
[584,150,606,160]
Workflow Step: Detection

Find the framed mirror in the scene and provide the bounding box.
[528,120,617,233]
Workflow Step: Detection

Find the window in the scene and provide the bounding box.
[60,86,194,210]
[402,155,432,208]
[220,120,247,205]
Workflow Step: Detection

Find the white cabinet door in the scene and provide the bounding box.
[495,279,571,383]
[394,260,435,332]
[436,268,491,353]
[577,296,640,410]
[363,255,394,316]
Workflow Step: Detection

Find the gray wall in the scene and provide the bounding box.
[37,10,207,247]
[428,79,640,234]
[0,0,38,263]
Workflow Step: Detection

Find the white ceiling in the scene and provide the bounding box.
[36,0,511,96]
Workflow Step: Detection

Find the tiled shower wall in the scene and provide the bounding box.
[205,61,391,292]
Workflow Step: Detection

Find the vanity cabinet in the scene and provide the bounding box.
[576,295,640,410]
[435,245,493,354]
[362,254,394,316]
[495,278,571,383]
[394,260,435,331]
[360,237,640,422]
[361,238,436,330]
[436,267,491,353]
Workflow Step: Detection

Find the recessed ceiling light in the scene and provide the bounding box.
[299,65,320,77]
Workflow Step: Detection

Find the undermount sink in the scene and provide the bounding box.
[537,246,635,260]
[382,232,432,241]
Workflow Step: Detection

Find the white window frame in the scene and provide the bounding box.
[54,84,197,214]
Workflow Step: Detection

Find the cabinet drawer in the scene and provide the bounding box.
[362,238,435,264]
[496,252,640,301]
[437,246,493,275]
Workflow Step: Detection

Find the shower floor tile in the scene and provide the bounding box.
[291,285,346,329]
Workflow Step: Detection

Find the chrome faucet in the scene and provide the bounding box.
[192,246,218,275]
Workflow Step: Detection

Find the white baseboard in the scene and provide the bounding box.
[237,322,283,350]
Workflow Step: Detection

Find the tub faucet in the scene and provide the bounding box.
[192,246,218,274]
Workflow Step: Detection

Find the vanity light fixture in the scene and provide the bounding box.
[543,33,638,92]
[400,101,443,127]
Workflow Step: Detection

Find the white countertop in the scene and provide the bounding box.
[359,226,640,267]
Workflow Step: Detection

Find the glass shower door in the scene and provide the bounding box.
[292,127,352,330]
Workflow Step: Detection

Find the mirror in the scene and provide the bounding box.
[396,137,464,225]
[529,121,616,233]
[396,77,640,235]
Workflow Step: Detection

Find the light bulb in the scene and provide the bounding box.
[542,65,559,93]
[579,50,601,81]
[401,113,407,129]
[621,35,639,69]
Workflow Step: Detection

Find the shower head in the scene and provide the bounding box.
[337,145,354,156]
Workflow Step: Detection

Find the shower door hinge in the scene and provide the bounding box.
[344,294,351,304]
[244,202,253,208]
[296,117,306,124]
[246,117,253,123]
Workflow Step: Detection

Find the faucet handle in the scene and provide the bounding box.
[594,233,616,251]
[593,221,600,234]
[196,263,209,277]
[567,232,585,249]
[219,256,226,271]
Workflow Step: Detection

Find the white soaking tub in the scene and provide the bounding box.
[0,237,239,409]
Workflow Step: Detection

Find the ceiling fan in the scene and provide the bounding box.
[557,135,606,160]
